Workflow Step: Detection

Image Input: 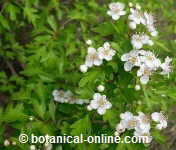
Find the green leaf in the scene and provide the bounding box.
[47,15,58,31]
[49,100,56,121]
[92,22,115,36]
[71,115,91,135]
[0,13,10,30]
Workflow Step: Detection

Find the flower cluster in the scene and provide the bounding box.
[115,111,167,143]
[87,93,112,115]
[80,42,116,73]
[128,4,158,36]
[106,2,172,84]
[52,90,89,105]
[121,50,172,84]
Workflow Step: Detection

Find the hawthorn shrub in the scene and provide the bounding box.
[0,0,176,150]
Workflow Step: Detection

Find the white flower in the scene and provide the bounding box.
[135,85,141,91]
[131,34,153,49]
[131,34,143,49]
[128,8,145,25]
[80,64,88,73]
[98,42,116,61]
[88,93,112,115]
[86,39,92,45]
[135,112,151,133]
[97,85,105,92]
[151,112,167,130]
[121,50,141,71]
[144,12,155,27]
[52,90,66,103]
[137,65,152,84]
[115,122,126,134]
[4,139,10,146]
[85,47,102,67]
[53,90,88,105]
[143,12,158,36]
[140,51,161,69]
[107,2,126,20]
[160,56,172,77]
[120,112,138,130]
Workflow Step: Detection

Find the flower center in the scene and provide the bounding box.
[144,69,151,75]
[98,99,106,107]
[90,53,98,60]
[59,91,65,97]
[147,56,154,61]
[129,57,137,63]
[128,119,137,127]
[112,6,120,13]
[142,115,151,124]
[103,49,110,56]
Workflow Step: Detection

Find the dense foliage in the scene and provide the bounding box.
[0,0,176,150]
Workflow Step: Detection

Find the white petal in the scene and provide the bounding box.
[121,54,129,61]
[103,42,110,49]
[90,100,99,109]
[93,93,101,100]
[104,55,112,61]
[151,31,158,37]
[85,57,93,67]
[137,68,143,77]
[119,11,126,16]
[162,120,167,128]
[87,105,92,111]
[148,40,154,46]
[107,10,112,16]
[97,107,106,115]
[80,64,88,73]
[132,41,143,49]
[88,47,96,54]
[94,58,102,66]
[151,112,160,122]
[105,101,112,109]
[156,124,163,130]
[124,62,133,71]
[120,112,133,120]
[140,75,149,84]
[52,90,59,96]
[129,22,136,29]
[112,14,120,20]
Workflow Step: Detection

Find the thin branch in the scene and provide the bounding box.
[6,61,18,76]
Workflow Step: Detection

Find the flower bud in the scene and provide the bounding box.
[80,64,88,73]
[4,139,10,146]
[97,85,105,92]
[135,85,141,91]
[129,22,136,29]
[86,40,92,45]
